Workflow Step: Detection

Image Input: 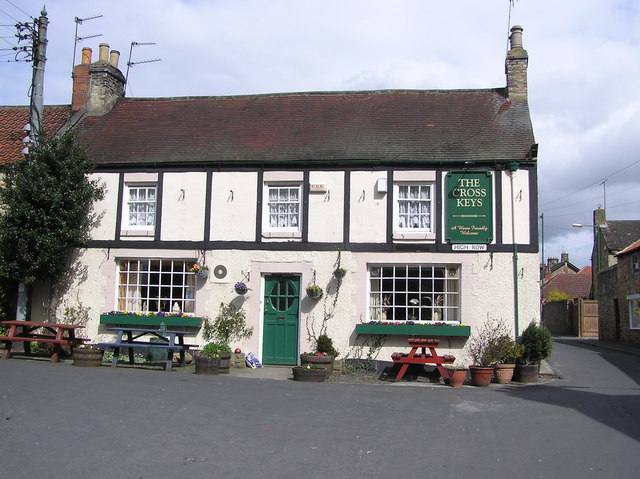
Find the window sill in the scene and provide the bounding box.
[100,314,202,328]
[262,231,302,239]
[355,323,470,336]
[120,230,155,238]
[393,232,436,241]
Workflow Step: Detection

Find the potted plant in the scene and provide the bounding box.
[191,263,209,278]
[333,267,347,279]
[300,334,337,376]
[234,281,249,295]
[194,343,221,375]
[201,303,253,374]
[306,284,323,299]
[72,344,104,367]
[292,364,327,382]
[492,335,524,384]
[465,318,509,386]
[444,364,468,388]
[515,321,552,383]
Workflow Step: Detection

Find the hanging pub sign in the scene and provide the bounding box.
[445,171,493,244]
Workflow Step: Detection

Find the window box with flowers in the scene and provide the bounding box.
[355,321,471,337]
[100,312,202,328]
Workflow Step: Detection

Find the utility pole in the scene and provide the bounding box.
[29,7,48,145]
[14,8,48,322]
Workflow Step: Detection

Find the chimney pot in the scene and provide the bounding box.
[81,47,92,64]
[98,43,109,62]
[109,50,120,68]
[509,25,524,50]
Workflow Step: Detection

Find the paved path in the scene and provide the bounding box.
[1,339,639,478]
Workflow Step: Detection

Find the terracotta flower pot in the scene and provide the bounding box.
[469,365,494,387]
[447,368,468,388]
[494,364,516,384]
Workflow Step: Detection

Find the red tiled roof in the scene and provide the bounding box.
[616,239,640,257]
[578,266,592,275]
[0,106,71,165]
[543,273,592,299]
[75,89,536,167]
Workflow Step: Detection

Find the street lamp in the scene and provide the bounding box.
[572,223,606,273]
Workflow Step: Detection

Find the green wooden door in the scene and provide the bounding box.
[263,275,300,365]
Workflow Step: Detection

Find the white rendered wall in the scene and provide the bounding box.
[349,171,387,243]
[89,173,119,240]
[308,171,344,243]
[161,172,207,241]
[501,169,531,244]
[210,172,258,241]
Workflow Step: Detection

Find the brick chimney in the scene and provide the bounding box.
[71,43,125,115]
[547,257,559,268]
[561,252,569,263]
[505,25,528,101]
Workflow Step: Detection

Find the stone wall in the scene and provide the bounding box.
[597,266,618,342]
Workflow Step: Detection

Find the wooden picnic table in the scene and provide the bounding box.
[391,338,456,382]
[98,327,197,372]
[0,320,88,362]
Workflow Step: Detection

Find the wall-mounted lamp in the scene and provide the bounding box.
[375,178,387,194]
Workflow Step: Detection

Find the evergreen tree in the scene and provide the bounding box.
[0,131,104,286]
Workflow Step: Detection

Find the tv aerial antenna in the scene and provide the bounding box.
[124,41,161,96]
[71,14,102,76]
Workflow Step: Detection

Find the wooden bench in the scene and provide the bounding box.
[391,338,455,382]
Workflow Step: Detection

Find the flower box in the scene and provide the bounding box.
[99,314,202,328]
[355,323,471,337]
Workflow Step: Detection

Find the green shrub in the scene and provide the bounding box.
[316,334,337,357]
[518,321,552,365]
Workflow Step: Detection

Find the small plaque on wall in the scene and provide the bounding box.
[309,184,327,193]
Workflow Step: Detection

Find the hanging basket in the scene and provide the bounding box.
[333,268,347,279]
[306,286,323,300]
[234,282,249,295]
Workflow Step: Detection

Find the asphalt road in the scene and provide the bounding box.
[1,339,639,478]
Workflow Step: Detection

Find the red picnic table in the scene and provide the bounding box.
[0,321,88,362]
[391,338,455,382]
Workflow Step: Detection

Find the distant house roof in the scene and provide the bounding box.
[602,221,640,254]
[548,261,580,275]
[616,239,640,257]
[578,266,592,275]
[0,106,71,165]
[543,273,592,300]
[73,89,536,167]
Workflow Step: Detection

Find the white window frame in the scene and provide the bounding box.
[263,183,302,234]
[393,182,435,238]
[629,294,640,330]
[368,264,460,323]
[122,184,157,231]
[116,259,196,314]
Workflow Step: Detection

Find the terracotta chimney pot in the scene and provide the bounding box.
[109,50,120,68]
[81,47,92,64]
[98,43,109,62]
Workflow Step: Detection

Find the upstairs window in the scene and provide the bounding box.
[394,183,433,233]
[124,184,156,230]
[266,185,301,232]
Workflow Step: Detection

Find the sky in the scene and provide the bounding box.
[1,0,639,269]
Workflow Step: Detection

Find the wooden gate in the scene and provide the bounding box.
[577,299,599,338]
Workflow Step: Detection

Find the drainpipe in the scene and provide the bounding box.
[509,162,520,337]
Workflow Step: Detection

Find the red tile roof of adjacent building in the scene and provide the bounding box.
[74,89,536,167]
[543,273,592,300]
[0,106,71,165]
[578,266,592,275]
[616,239,640,257]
